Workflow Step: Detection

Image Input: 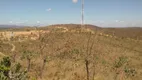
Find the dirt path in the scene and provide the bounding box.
[11,43,15,52]
[3,42,16,52]
[0,52,5,56]
[0,42,16,57]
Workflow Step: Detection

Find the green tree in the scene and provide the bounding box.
[0,57,11,77]
[0,57,28,80]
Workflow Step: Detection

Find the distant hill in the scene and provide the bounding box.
[0,24,142,40]
[102,27,142,40]
[0,25,25,28]
[48,24,100,28]
[39,24,101,30]
[0,25,31,31]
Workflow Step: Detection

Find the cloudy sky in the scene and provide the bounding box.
[0,0,142,27]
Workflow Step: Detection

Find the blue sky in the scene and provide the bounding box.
[0,0,142,27]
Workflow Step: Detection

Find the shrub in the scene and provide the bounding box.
[114,56,127,68]
[0,57,29,80]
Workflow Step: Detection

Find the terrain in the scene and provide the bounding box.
[0,24,142,80]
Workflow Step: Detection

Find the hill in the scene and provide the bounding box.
[102,27,142,40]
[0,25,25,28]
[0,24,142,80]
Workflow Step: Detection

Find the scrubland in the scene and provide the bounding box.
[0,24,142,80]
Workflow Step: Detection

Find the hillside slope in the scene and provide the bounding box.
[102,27,142,40]
[0,25,142,80]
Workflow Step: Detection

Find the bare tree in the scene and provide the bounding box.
[84,27,98,80]
[37,29,51,78]
[21,50,34,72]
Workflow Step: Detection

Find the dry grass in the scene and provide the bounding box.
[0,25,142,80]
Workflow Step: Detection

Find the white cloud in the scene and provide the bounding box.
[46,8,52,12]
[25,20,28,22]
[36,21,40,23]
[9,21,13,23]
[72,0,78,3]
[115,20,119,23]
[115,20,124,23]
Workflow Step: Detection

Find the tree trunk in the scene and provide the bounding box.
[12,54,16,62]
[40,59,46,78]
[27,58,31,72]
[85,59,89,80]
[91,63,96,80]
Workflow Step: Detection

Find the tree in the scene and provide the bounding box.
[38,32,49,78]
[0,57,28,80]
[0,57,11,78]
[81,27,98,80]
[21,50,35,72]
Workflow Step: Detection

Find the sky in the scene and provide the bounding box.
[0,0,142,27]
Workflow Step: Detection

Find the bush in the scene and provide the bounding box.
[0,57,29,80]
[0,57,11,77]
[114,56,127,68]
